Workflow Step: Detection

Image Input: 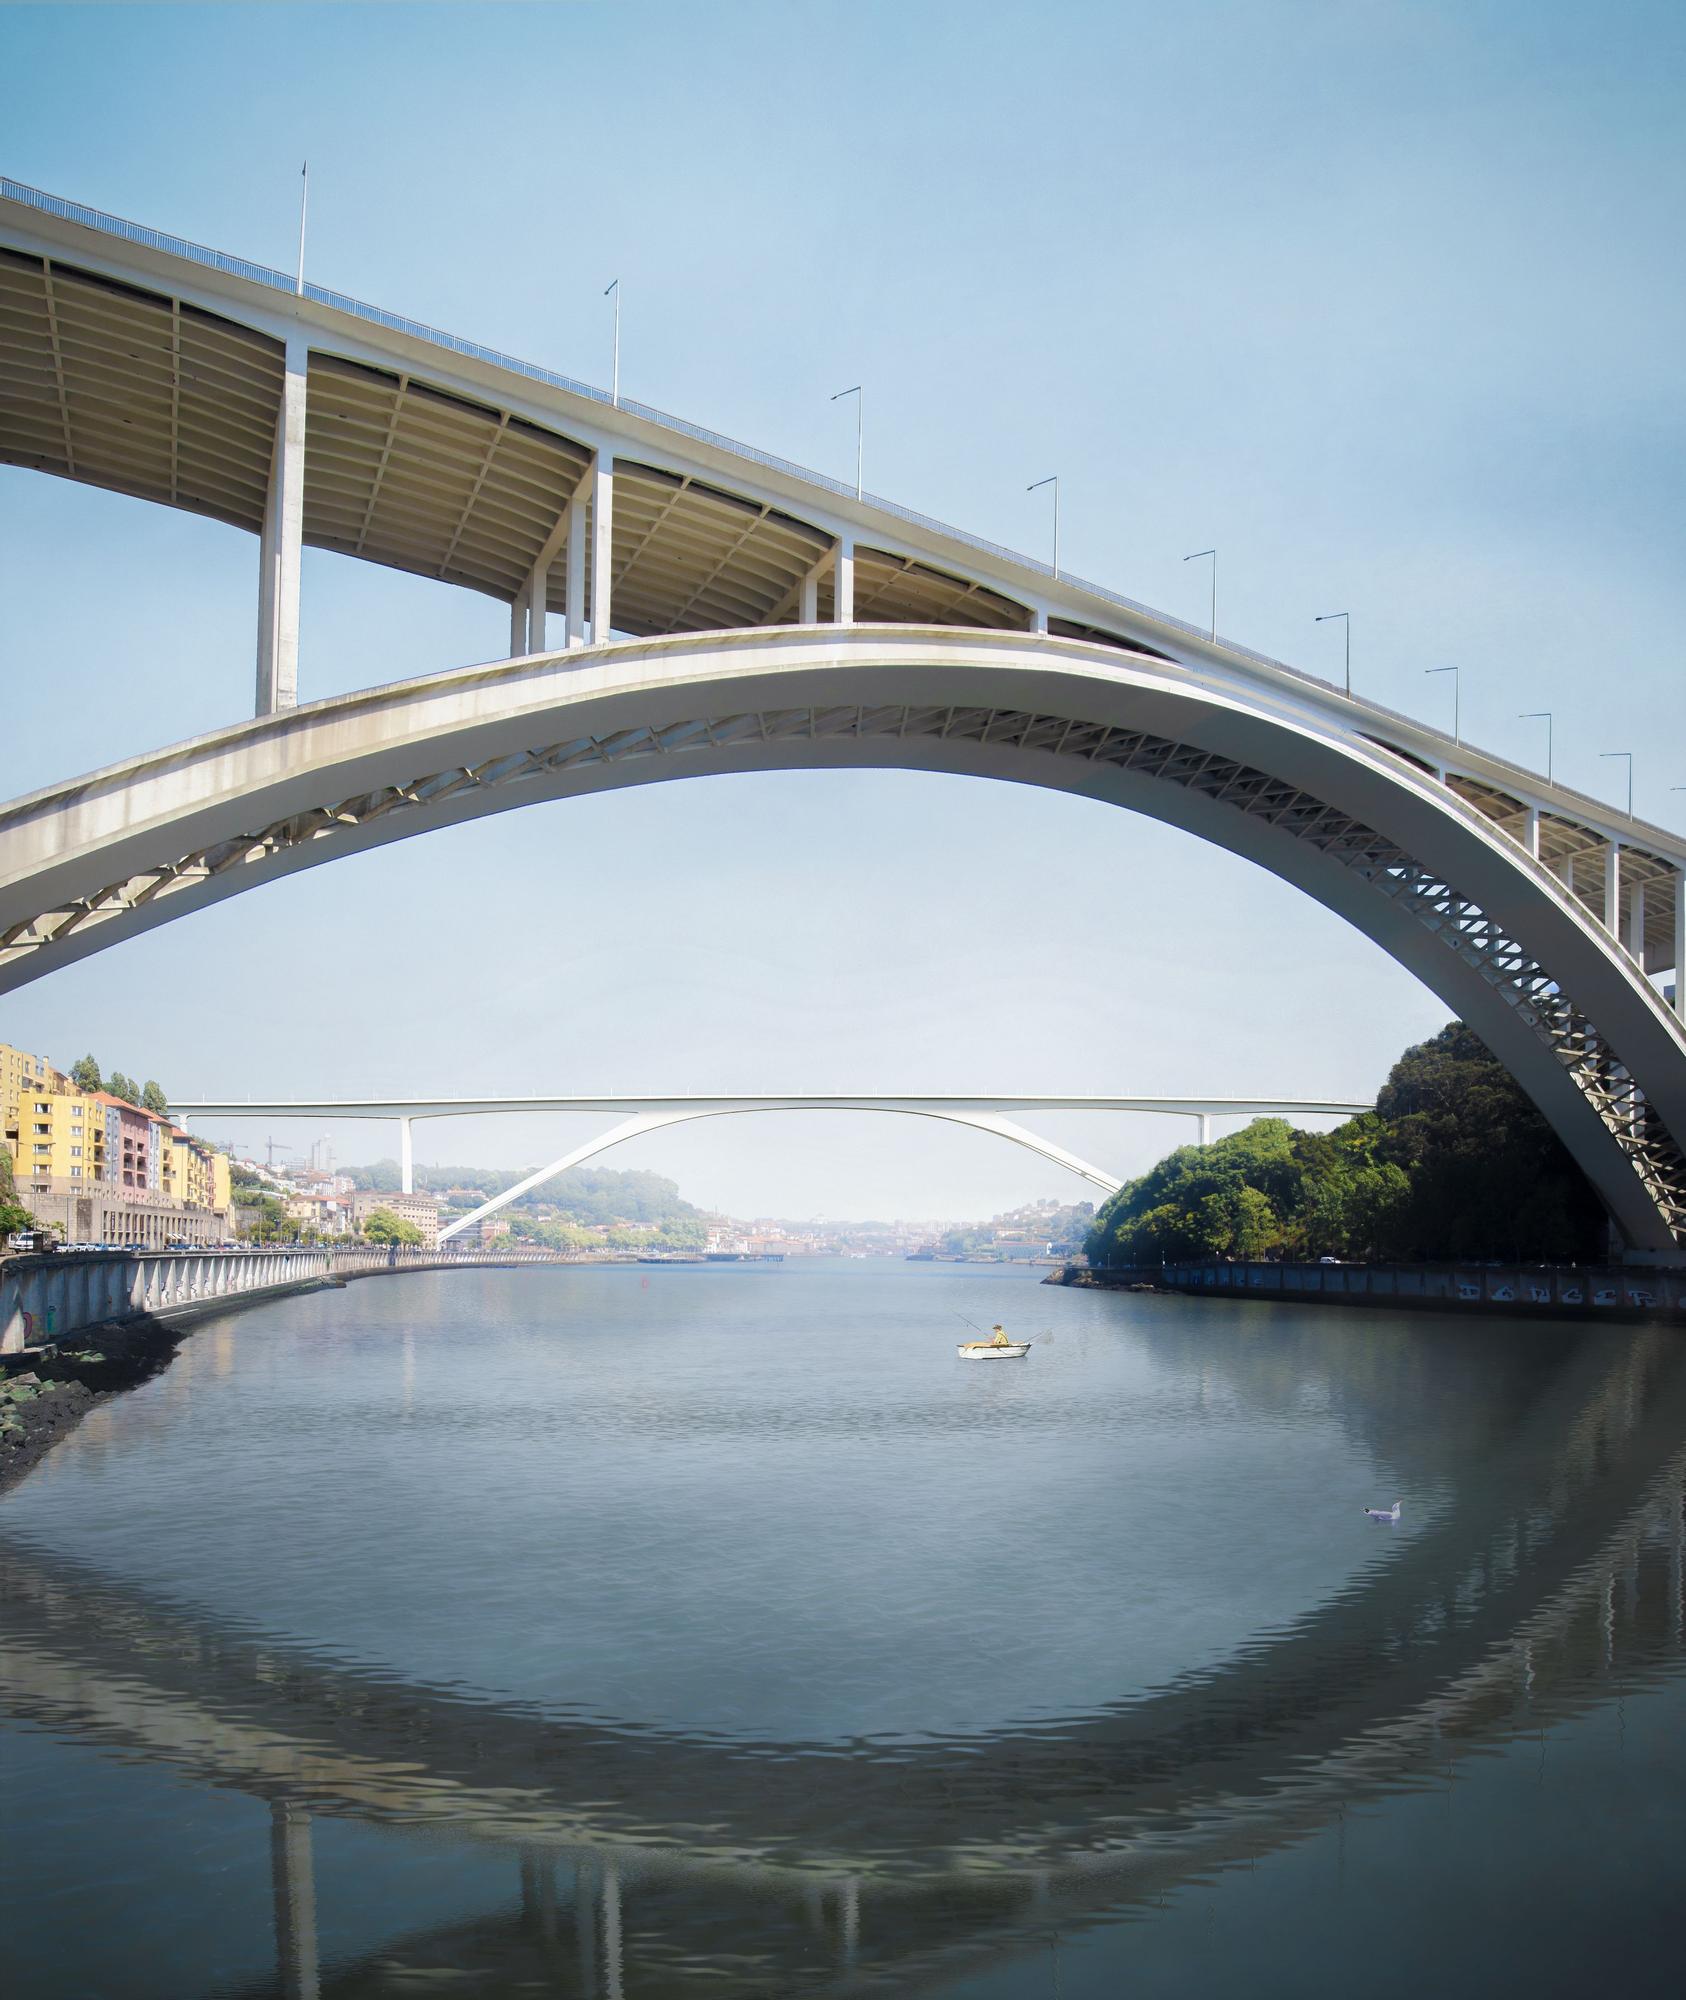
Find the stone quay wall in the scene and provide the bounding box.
[1069,1259,1686,1319]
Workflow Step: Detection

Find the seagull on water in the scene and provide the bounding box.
[1364,1500,1402,1523]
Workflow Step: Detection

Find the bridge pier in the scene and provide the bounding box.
[256,336,307,717]
[833,531,854,623]
[589,450,614,641]
[400,1116,414,1194]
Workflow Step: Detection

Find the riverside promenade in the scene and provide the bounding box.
[0,1243,562,1355]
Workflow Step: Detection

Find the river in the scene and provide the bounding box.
[3,1259,1684,1996]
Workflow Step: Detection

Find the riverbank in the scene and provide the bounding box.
[1049,1259,1686,1321]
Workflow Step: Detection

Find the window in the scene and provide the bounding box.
[70,1146,82,1158]
[70,1167,82,1180]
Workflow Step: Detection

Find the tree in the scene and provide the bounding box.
[0,1146,15,1201]
[141,1080,169,1114]
[70,1054,102,1093]
[362,1207,423,1246]
[0,1199,35,1239]
[1085,1022,1606,1269]
[107,1071,140,1107]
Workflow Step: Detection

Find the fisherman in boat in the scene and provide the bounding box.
[988,1325,1011,1346]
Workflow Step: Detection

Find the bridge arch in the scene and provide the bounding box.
[3,624,1685,1249]
[434,1101,1128,1243]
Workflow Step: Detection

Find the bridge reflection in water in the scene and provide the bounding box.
[3,1325,1685,1997]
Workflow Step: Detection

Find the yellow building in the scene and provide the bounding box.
[1,1040,71,1176]
[12,1086,99,1195]
[162,1127,211,1208]
[160,1126,232,1217]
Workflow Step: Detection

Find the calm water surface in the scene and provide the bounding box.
[3,1259,1685,1996]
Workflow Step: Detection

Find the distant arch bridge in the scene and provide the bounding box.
[4,180,1686,1251]
[167,1092,1372,1243]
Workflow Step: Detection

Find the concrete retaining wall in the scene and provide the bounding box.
[0,1245,562,1353]
[1150,1260,1686,1317]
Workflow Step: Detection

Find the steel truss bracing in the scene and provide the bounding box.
[7,699,1686,1241]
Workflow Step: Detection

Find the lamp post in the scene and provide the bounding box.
[1027,476,1059,579]
[1426,665,1460,745]
[1314,612,1350,695]
[604,280,620,407]
[1520,711,1554,785]
[1601,751,1634,817]
[831,386,863,501]
[1184,549,1216,641]
[295,162,308,298]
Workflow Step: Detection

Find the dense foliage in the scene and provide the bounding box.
[1086,1022,1607,1267]
[63,1054,167,1112]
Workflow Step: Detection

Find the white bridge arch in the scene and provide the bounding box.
[4,182,1686,1254]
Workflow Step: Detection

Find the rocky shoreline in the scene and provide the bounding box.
[0,1313,198,1496]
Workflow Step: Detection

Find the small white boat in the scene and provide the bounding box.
[957,1324,1031,1360]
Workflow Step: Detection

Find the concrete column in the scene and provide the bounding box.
[589,450,615,642]
[1675,869,1686,1023]
[270,1802,320,2000]
[256,336,308,716]
[1632,880,1647,967]
[527,557,549,653]
[400,1117,414,1195]
[1029,606,1049,634]
[509,578,531,657]
[833,533,854,625]
[566,487,588,647]
[1605,842,1621,937]
[799,567,818,625]
[1199,1114,1213,1148]
[1525,805,1540,859]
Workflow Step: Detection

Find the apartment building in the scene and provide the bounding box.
[349,1188,441,1247]
[14,1087,97,1193]
[1,1040,71,1174]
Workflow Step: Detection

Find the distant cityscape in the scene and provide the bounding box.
[5,1037,1094,1260]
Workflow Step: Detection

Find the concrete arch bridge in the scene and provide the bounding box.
[4,181,1686,1253]
[169,1091,1374,1242]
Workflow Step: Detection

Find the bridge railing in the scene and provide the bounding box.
[0,1243,563,1354]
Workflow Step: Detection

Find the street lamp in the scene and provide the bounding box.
[1601,750,1634,817]
[604,279,620,407]
[1520,711,1554,785]
[1184,549,1216,641]
[831,386,863,501]
[1426,665,1460,745]
[1027,475,1059,579]
[1315,611,1350,695]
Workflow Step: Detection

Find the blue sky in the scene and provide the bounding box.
[3,1,1684,1216]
